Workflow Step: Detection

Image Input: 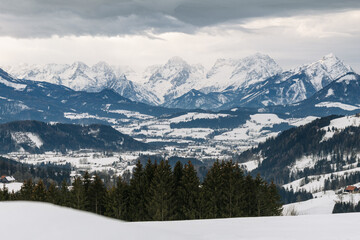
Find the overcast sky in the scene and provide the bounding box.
[0,0,359,72]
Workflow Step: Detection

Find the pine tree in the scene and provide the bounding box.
[88,175,106,214]
[59,179,70,207]
[232,163,246,217]
[82,171,92,211]
[202,160,223,218]
[143,159,157,220]
[220,161,232,218]
[70,177,86,210]
[172,161,184,220]
[105,176,127,219]
[46,181,59,204]
[20,179,34,200]
[129,161,147,221]
[265,181,283,216]
[243,175,257,217]
[0,184,10,201]
[221,161,245,218]
[147,160,174,221]
[33,180,47,201]
[180,161,200,219]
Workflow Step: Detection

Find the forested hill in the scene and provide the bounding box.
[237,114,360,184]
[0,156,70,185]
[0,120,151,153]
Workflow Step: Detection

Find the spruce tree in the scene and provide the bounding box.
[129,161,147,221]
[0,185,10,201]
[59,179,70,207]
[147,160,174,221]
[143,159,157,220]
[180,161,200,219]
[173,161,184,220]
[243,174,257,217]
[105,176,127,219]
[266,181,283,216]
[82,171,92,211]
[202,160,223,218]
[33,180,47,202]
[221,161,245,218]
[88,175,106,214]
[231,163,246,217]
[253,174,265,216]
[20,179,34,200]
[71,177,86,210]
[46,181,59,204]
[220,161,233,218]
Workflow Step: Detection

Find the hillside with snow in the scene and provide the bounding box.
[0,120,150,153]
[1,201,360,240]
[237,113,360,217]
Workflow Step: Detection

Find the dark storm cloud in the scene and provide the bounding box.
[0,0,359,37]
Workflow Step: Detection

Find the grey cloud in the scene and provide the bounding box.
[0,0,359,37]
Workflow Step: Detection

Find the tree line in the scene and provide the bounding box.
[0,160,282,221]
[333,201,360,213]
[0,156,71,185]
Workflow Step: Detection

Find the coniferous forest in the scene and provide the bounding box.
[0,160,282,221]
[333,201,360,214]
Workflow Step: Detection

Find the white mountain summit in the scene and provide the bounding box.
[203,53,283,93]
[4,61,160,105]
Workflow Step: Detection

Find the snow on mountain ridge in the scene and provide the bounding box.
[2,53,355,108]
[294,53,353,91]
[203,53,282,93]
[4,62,160,105]
[143,56,206,103]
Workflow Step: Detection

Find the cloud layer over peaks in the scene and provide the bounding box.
[1,0,359,37]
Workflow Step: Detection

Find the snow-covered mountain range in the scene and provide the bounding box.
[3,53,354,110]
[4,62,160,105]
[166,53,353,109]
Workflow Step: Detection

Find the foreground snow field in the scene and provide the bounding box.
[0,201,359,240]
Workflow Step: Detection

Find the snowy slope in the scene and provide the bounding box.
[219,53,354,109]
[161,53,283,109]
[142,57,206,103]
[289,72,360,116]
[1,182,22,192]
[283,191,360,216]
[293,53,352,92]
[166,53,354,109]
[203,53,282,92]
[1,201,360,240]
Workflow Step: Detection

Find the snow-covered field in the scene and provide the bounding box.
[283,191,360,216]
[3,151,145,176]
[1,201,360,240]
[1,182,22,192]
[315,102,359,111]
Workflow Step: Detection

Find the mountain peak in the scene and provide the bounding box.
[71,61,88,71]
[318,53,342,66]
[93,61,110,68]
[92,61,112,72]
[248,52,272,60]
[322,53,337,60]
[166,56,188,66]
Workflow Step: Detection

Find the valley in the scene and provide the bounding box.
[1,53,360,218]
